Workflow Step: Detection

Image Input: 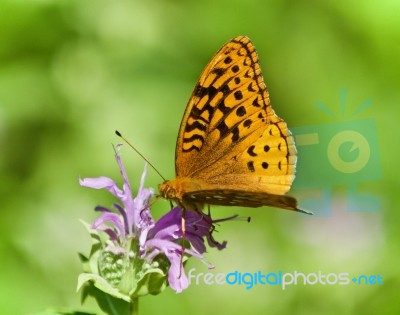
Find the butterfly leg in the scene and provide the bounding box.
[178,207,186,279]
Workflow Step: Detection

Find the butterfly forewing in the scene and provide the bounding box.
[176,37,270,176]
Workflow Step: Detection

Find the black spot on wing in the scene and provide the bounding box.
[247,82,256,92]
[247,161,255,172]
[243,119,252,128]
[247,145,257,157]
[252,97,261,107]
[234,90,243,100]
[236,106,246,117]
[224,56,232,64]
[258,112,265,122]
[232,65,240,73]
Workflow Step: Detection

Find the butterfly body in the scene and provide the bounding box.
[159,36,311,215]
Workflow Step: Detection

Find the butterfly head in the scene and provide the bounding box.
[159,178,205,211]
[159,180,179,201]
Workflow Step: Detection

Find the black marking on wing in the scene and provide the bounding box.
[234,90,243,100]
[216,120,230,138]
[183,84,221,152]
[182,134,204,152]
[184,121,207,132]
[247,82,256,92]
[193,84,218,99]
[247,145,257,156]
[231,126,240,143]
[247,161,255,172]
[253,98,262,108]
[208,38,268,147]
[224,56,232,64]
[212,67,227,77]
[236,105,246,117]
[232,65,240,73]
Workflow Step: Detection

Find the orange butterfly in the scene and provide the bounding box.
[159,36,311,215]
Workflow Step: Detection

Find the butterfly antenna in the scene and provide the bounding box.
[115,130,166,181]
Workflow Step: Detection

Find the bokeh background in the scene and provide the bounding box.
[1,0,399,314]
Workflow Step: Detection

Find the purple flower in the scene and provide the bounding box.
[145,206,233,292]
[79,146,231,294]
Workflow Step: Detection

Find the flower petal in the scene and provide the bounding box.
[144,238,203,293]
[165,250,188,293]
[92,212,125,240]
[94,226,119,241]
[79,176,123,198]
[148,207,181,239]
[185,232,207,254]
[113,203,129,234]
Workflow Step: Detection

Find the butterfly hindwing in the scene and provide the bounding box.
[184,189,299,211]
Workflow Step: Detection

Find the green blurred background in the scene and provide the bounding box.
[1,0,399,314]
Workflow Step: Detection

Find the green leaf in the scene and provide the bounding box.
[133,268,167,297]
[80,281,132,315]
[77,273,131,302]
[79,220,103,274]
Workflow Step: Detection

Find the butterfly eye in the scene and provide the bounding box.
[167,187,176,199]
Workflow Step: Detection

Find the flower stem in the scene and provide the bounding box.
[130,297,139,315]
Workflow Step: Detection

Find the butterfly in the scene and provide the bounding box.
[159,36,311,215]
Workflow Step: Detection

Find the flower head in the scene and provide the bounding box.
[78,146,231,300]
